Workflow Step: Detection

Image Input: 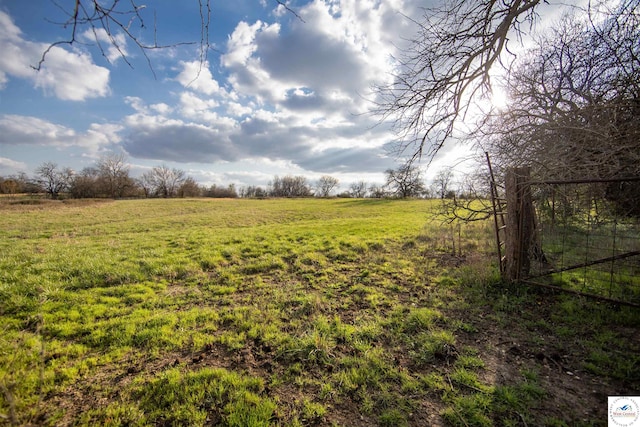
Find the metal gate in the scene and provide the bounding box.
[489,165,640,307]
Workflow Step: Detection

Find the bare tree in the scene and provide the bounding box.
[485,3,640,181]
[203,184,238,198]
[434,167,495,223]
[376,0,640,170]
[69,166,100,198]
[141,165,186,198]
[431,168,454,199]
[35,162,73,199]
[270,175,311,198]
[240,185,268,198]
[384,163,426,198]
[96,153,133,198]
[315,176,340,198]
[349,181,368,198]
[368,184,387,199]
[375,0,547,163]
[137,174,154,198]
[178,177,203,198]
[0,173,36,194]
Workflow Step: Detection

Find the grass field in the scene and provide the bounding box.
[1,198,638,426]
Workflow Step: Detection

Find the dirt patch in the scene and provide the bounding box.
[452,298,637,425]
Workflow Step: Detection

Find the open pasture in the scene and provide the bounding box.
[1,198,638,426]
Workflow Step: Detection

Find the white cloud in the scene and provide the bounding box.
[34,47,110,101]
[0,157,28,172]
[82,28,128,63]
[221,21,268,68]
[0,11,110,101]
[150,103,173,115]
[273,4,287,17]
[0,115,119,156]
[175,60,224,96]
[85,123,124,148]
[226,101,254,117]
[218,0,418,116]
[0,10,22,39]
[0,1,417,179]
[116,0,416,173]
[0,115,77,145]
[179,91,220,121]
[123,119,239,163]
[124,96,148,113]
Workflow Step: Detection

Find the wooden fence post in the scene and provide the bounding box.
[505,167,535,282]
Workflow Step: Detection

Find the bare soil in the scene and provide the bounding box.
[453,296,639,426]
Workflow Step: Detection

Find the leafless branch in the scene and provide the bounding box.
[275,0,305,22]
[484,3,640,182]
[33,1,302,77]
[374,0,546,163]
[33,0,202,78]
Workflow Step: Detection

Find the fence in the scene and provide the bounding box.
[491,166,640,307]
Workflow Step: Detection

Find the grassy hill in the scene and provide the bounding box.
[1,198,637,426]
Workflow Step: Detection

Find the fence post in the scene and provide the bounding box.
[505,167,535,282]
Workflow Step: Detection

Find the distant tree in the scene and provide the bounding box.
[137,174,154,198]
[384,163,426,198]
[96,153,133,198]
[315,175,339,198]
[368,184,387,199]
[240,185,268,198]
[177,177,203,197]
[14,172,41,194]
[141,165,186,198]
[0,177,20,194]
[203,184,238,198]
[69,166,100,198]
[349,181,368,198]
[270,175,311,198]
[239,185,269,199]
[35,162,73,199]
[431,168,454,199]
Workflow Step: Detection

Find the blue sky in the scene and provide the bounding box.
[4,0,571,190]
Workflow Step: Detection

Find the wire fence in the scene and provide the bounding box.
[526,178,640,306]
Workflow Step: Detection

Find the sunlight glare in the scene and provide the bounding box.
[490,87,509,110]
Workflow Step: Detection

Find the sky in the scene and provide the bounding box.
[0,0,574,191]
[0,0,466,191]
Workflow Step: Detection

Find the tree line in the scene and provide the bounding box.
[0,154,467,200]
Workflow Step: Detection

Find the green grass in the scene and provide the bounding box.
[0,198,638,426]
[535,217,640,304]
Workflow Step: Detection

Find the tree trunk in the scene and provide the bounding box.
[505,167,536,282]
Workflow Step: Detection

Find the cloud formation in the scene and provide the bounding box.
[0,114,120,155]
[1,1,425,187]
[0,11,110,101]
[0,157,27,173]
[81,28,129,64]
[118,0,419,177]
